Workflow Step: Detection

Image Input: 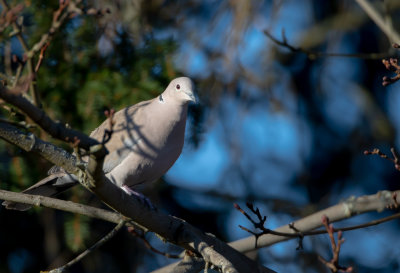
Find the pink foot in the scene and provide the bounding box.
[121,185,156,210]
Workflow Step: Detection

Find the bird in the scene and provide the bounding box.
[3,77,196,210]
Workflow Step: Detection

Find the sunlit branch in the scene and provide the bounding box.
[235,202,400,250]
[0,189,123,223]
[355,0,400,44]
[231,189,400,253]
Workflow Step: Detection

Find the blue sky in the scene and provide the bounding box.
[162,0,400,271]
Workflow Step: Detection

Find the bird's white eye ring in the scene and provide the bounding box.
[176,84,180,90]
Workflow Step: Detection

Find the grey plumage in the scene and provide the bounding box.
[3,77,195,210]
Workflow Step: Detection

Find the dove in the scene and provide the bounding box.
[3,77,196,210]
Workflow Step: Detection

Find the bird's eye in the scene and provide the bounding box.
[176,84,180,90]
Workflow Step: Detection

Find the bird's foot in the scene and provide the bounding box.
[121,185,156,210]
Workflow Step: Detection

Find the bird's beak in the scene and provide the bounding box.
[184,89,197,104]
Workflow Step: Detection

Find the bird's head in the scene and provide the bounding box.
[166,77,196,104]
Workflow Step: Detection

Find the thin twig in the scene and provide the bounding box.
[0,0,40,106]
[364,147,400,171]
[318,216,353,273]
[288,222,304,250]
[235,203,400,248]
[0,2,24,33]
[102,109,115,144]
[12,58,24,88]
[263,29,390,60]
[0,84,100,150]
[127,226,181,259]
[34,42,50,73]
[48,220,126,273]
[27,0,73,59]
[381,44,400,86]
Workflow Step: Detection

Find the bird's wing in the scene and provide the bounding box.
[2,172,77,211]
[89,100,153,174]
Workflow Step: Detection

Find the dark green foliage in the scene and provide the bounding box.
[0,2,181,267]
[64,213,90,252]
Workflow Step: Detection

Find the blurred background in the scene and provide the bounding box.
[1,0,400,272]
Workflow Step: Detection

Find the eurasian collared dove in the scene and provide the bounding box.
[3,77,196,210]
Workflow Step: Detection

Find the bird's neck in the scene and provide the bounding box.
[149,95,188,149]
[158,92,188,108]
[158,93,165,103]
[154,93,189,123]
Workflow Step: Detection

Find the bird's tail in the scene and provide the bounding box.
[2,173,75,211]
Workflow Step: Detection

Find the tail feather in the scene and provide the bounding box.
[2,173,76,211]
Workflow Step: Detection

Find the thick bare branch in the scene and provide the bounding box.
[84,155,275,273]
[237,202,400,240]
[0,121,78,173]
[156,190,399,272]
[0,189,122,224]
[0,100,274,272]
[231,190,400,253]
[0,85,100,150]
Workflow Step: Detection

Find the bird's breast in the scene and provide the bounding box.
[110,112,187,188]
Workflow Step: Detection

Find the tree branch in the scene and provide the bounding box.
[263,29,390,60]
[0,189,122,224]
[49,220,126,273]
[230,189,400,253]
[355,0,400,44]
[0,84,100,150]
[83,156,275,273]
[154,189,399,272]
[0,121,79,173]
[0,0,40,106]
[0,90,275,272]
